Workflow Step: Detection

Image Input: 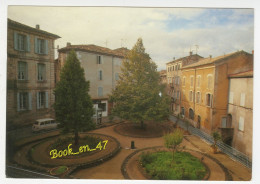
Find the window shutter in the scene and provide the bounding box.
[45,92,49,108]
[211,94,213,107]
[26,35,30,52]
[25,62,28,80]
[44,40,48,55]
[14,32,18,50]
[36,92,39,109]
[240,93,245,107]
[34,37,38,53]
[98,87,103,97]
[17,93,20,111]
[28,92,32,110]
[229,92,234,104]
[239,117,244,131]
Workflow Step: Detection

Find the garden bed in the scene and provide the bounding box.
[140,151,207,180]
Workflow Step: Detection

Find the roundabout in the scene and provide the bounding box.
[12,132,120,177]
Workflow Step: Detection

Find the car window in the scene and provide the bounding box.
[34,122,39,125]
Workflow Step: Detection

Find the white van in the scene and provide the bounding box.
[32,118,58,132]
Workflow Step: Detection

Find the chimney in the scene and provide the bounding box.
[36,24,40,29]
[189,51,192,56]
[67,42,71,47]
[252,50,254,55]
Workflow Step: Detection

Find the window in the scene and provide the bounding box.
[207,75,213,89]
[239,117,244,131]
[240,93,245,107]
[183,77,186,86]
[98,87,103,97]
[97,55,102,64]
[197,76,201,87]
[37,63,46,81]
[35,37,48,54]
[178,64,181,70]
[175,65,177,71]
[196,92,201,103]
[98,70,103,80]
[229,92,234,104]
[17,92,32,111]
[189,91,193,102]
[177,91,180,99]
[221,117,227,128]
[172,66,174,71]
[206,93,213,107]
[37,92,48,109]
[98,103,107,112]
[115,73,119,81]
[14,32,30,52]
[189,108,194,120]
[190,76,194,87]
[18,61,27,80]
[181,107,185,116]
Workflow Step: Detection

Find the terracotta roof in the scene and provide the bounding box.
[229,70,253,78]
[166,54,203,65]
[159,70,167,76]
[182,50,251,69]
[59,45,129,58]
[8,18,60,39]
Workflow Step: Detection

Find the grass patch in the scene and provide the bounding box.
[51,166,68,175]
[140,151,206,180]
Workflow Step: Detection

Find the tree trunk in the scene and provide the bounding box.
[74,130,79,145]
[140,120,144,129]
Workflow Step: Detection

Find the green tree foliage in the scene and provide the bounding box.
[164,129,184,161]
[54,50,94,145]
[109,38,170,128]
[212,130,221,147]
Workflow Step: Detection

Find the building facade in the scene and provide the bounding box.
[7,19,60,129]
[181,51,253,135]
[226,71,253,158]
[57,43,128,117]
[166,52,203,115]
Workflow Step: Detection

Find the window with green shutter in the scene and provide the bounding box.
[18,61,28,80]
[14,32,30,52]
[35,37,48,55]
[98,87,103,97]
[37,63,46,81]
[17,92,31,111]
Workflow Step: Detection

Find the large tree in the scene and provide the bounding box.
[109,38,170,128]
[54,50,94,145]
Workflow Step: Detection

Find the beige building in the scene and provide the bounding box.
[159,70,167,84]
[57,44,128,117]
[166,52,203,114]
[7,19,60,128]
[227,71,253,158]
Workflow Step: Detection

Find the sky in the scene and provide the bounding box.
[7,6,254,71]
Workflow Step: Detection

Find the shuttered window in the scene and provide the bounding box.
[229,92,234,104]
[239,117,244,131]
[14,32,30,52]
[240,93,245,107]
[17,92,32,111]
[115,73,119,81]
[18,61,28,80]
[34,37,48,54]
[98,70,103,80]
[98,87,103,97]
[37,91,48,109]
[37,63,46,81]
[97,55,102,64]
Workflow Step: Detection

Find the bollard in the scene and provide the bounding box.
[131,141,135,149]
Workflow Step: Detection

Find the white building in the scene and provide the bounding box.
[57,43,129,117]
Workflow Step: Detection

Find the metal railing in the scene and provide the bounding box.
[169,115,252,168]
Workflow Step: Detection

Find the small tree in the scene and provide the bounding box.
[54,50,95,145]
[109,38,170,129]
[212,130,221,147]
[164,129,184,162]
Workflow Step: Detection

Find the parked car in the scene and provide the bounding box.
[32,118,59,132]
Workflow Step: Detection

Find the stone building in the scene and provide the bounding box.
[7,19,60,129]
[159,70,167,84]
[181,51,253,134]
[226,70,253,158]
[166,52,203,114]
[57,43,129,117]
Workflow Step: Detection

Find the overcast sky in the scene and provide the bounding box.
[8,6,254,70]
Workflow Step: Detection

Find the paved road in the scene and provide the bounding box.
[6,165,58,178]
